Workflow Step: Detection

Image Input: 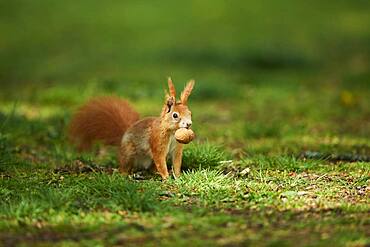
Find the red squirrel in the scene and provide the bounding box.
[69,78,195,179]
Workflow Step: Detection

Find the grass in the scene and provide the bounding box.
[182,143,230,170]
[0,0,370,246]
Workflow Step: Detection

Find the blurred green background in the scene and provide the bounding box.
[0,2,369,246]
[0,0,369,151]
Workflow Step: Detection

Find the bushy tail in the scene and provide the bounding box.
[68,96,140,151]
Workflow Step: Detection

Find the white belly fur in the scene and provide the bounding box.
[167,135,177,159]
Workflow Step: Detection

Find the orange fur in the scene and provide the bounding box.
[180,80,194,104]
[172,144,183,178]
[168,77,176,98]
[69,96,139,151]
[68,78,195,180]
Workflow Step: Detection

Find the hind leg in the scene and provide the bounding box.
[118,143,135,175]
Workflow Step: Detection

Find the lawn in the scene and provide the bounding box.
[0,1,369,246]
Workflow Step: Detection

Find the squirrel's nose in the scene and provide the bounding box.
[186,122,192,128]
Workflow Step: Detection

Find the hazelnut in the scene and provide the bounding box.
[175,128,195,144]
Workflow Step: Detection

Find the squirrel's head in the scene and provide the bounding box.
[161,77,194,131]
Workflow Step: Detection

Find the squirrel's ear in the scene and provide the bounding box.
[165,95,175,113]
[180,79,195,105]
[168,77,176,98]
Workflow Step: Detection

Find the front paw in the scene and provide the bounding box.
[160,172,170,180]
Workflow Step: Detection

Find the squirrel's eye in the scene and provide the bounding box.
[172,112,178,118]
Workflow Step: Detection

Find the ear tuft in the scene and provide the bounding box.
[180,79,195,104]
[168,77,176,98]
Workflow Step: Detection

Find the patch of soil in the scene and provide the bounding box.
[299,150,370,162]
[54,159,115,174]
